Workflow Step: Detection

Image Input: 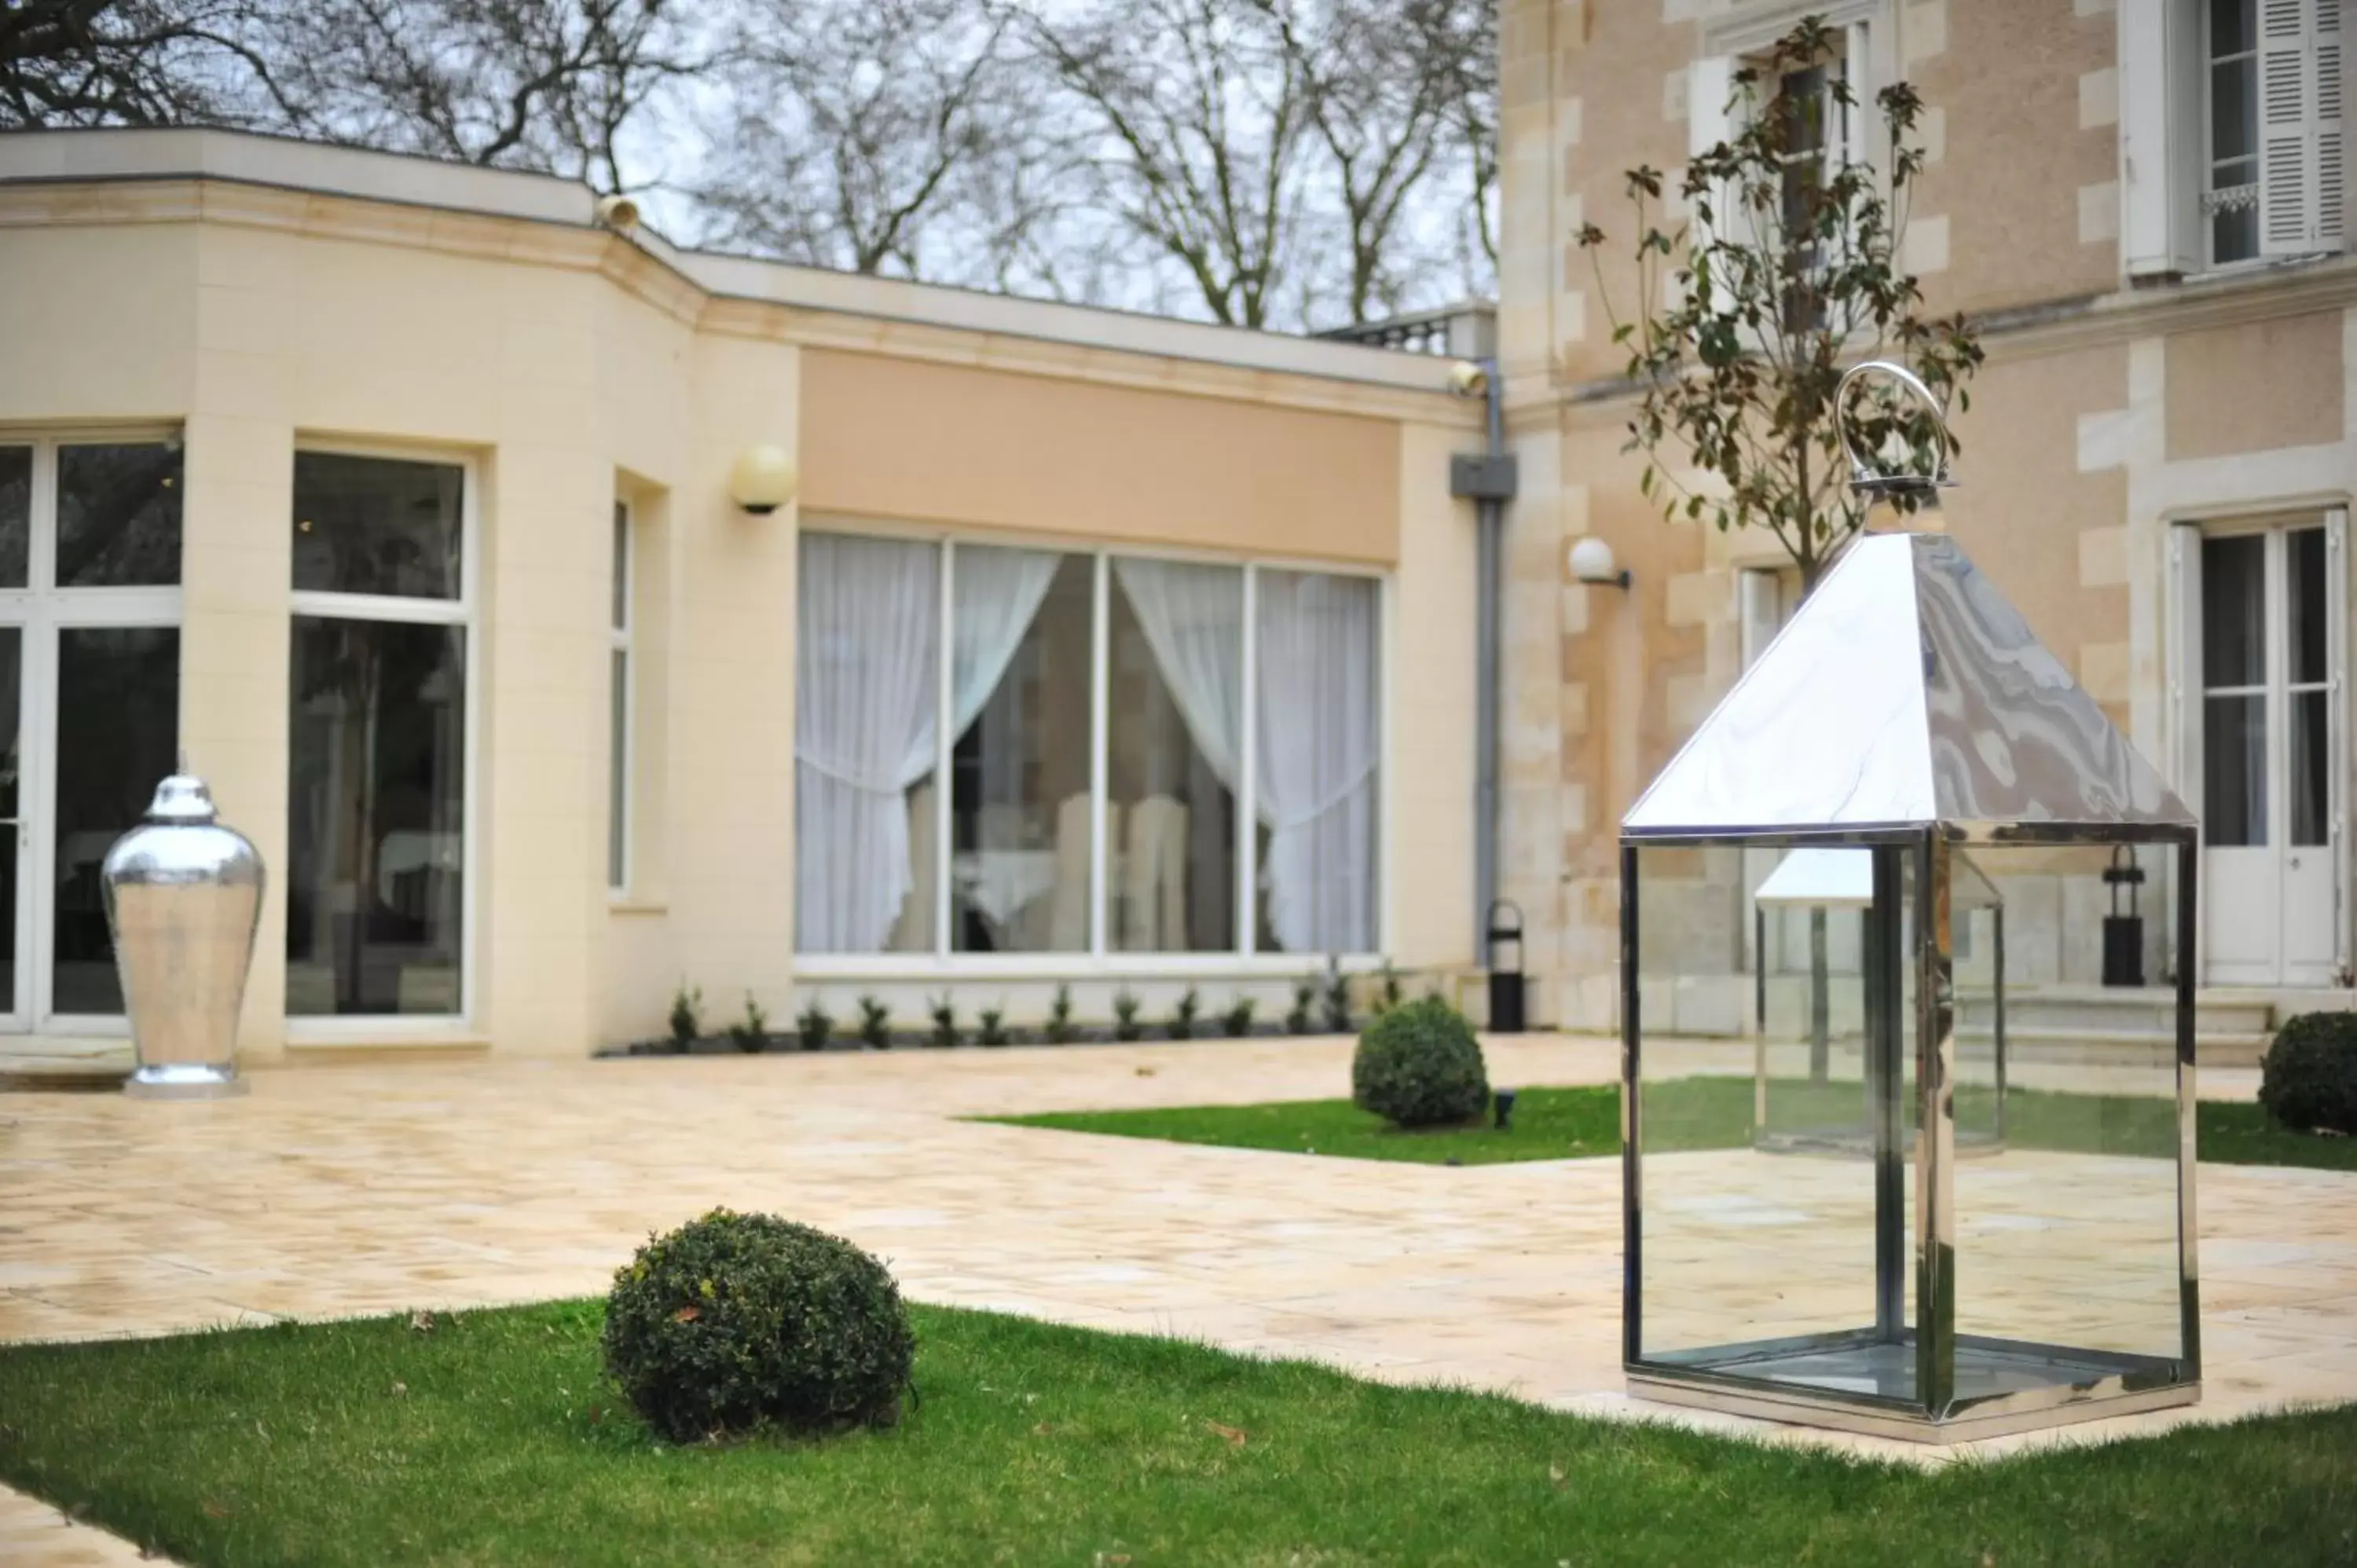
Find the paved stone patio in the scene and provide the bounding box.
[1,1035,2352,1560]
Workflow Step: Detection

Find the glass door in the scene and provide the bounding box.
[0,627,23,1031]
[2201,523,2341,987]
[0,436,184,1045]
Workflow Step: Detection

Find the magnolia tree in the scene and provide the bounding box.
[1577,18,1984,591]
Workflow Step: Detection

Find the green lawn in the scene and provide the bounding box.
[989,1080,2357,1171]
[3,1302,2355,1566]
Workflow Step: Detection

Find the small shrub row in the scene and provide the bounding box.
[636,967,1418,1055]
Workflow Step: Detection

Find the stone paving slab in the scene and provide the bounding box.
[0,1034,2348,1563]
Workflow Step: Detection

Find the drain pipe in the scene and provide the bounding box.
[1451,361,1517,965]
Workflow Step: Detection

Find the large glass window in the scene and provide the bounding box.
[52,628,178,1013]
[793,532,940,954]
[287,453,469,1018]
[2206,0,2261,264]
[1255,570,1381,955]
[0,436,181,1028]
[951,548,1093,953]
[792,530,1382,962]
[609,499,633,893]
[1109,559,1241,953]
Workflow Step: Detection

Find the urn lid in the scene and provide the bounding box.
[144,773,221,825]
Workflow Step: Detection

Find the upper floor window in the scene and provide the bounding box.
[2205,0,2344,266]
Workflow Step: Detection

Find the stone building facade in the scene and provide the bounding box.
[1497,0,2357,1028]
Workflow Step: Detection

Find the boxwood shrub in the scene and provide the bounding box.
[1352,995,1488,1129]
[2260,1012,2357,1135]
[603,1208,915,1443]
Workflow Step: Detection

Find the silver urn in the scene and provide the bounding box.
[101,774,266,1099]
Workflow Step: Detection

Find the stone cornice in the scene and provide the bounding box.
[1521,254,2357,428]
[0,129,1477,429]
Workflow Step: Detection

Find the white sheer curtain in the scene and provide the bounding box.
[953,544,1061,812]
[796,533,940,952]
[1255,570,1380,954]
[1111,558,1244,788]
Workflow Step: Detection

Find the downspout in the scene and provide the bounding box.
[1453,359,1516,964]
[1476,368,1505,961]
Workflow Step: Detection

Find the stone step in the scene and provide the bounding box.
[1956,984,2271,1039]
[1953,1024,2273,1069]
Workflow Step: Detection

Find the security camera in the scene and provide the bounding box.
[1449,359,1490,398]
[596,193,642,231]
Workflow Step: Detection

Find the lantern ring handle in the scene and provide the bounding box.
[1835,360,1957,500]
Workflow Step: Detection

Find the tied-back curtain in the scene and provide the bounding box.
[1255,570,1379,954]
[795,533,939,952]
[1111,557,1244,791]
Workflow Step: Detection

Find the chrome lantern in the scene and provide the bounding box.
[1618,365,2200,1443]
[101,773,265,1099]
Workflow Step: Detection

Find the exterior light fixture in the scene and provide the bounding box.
[596,193,642,230]
[728,445,797,515]
[1448,359,1489,397]
[1568,536,1630,589]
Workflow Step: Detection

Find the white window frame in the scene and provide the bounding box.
[608,496,634,897]
[793,519,1390,980]
[1692,10,1879,335]
[2124,0,2348,278]
[0,427,185,1039]
[284,440,482,1042]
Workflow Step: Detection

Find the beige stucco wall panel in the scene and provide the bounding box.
[1942,343,2132,695]
[798,350,1402,565]
[2164,313,2345,462]
[669,335,801,1028]
[0,226,196,422]
[1909,2,2120,317]
[1389,423,1479,973]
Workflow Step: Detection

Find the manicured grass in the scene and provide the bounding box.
[991,1079,2357,1171]
[3,1302,2355,1566]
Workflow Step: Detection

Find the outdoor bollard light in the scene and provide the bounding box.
[1616,361,2199,1442]
[1494,1087,1518,1130]
[101,773,266,1099]
[1486,898,1527,1033]
[2102,845,2146,988]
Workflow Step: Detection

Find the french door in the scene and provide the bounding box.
[0,436,182,1040]
[2190,517,2347,987]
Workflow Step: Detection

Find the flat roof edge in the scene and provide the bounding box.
[0,126,1467,397]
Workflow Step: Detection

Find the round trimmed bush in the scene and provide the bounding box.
[603,1208,915,1442]
[2260,1012,2357,1135]
[1352,996,1489,1129]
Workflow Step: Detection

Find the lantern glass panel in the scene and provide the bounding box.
[1634,842,1921,1401]
[1951,841,2187,1379]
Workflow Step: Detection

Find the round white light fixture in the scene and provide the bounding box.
[1568,536,1631,589]
[728,445,797,515]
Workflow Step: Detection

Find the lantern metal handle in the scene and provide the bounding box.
[1835,360,1957,504]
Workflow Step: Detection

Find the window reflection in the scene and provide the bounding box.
[53,628,179,1013]
[287,619,467,1015]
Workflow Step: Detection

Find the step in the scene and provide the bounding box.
[1954,1024,2272,1069]
[1956,985,2271,1039]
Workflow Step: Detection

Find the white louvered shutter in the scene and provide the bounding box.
[2260,0,2346,253]
[1688,55,1738,313]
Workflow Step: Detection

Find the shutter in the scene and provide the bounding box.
[2260,0,2334,253]
[2167,523,2205,984]
[2328,508,2350,980]
[1842,22,1873,174]
[1738,568,1783,668]
[2321,1,2345,244]
[1689,55,1738,313]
